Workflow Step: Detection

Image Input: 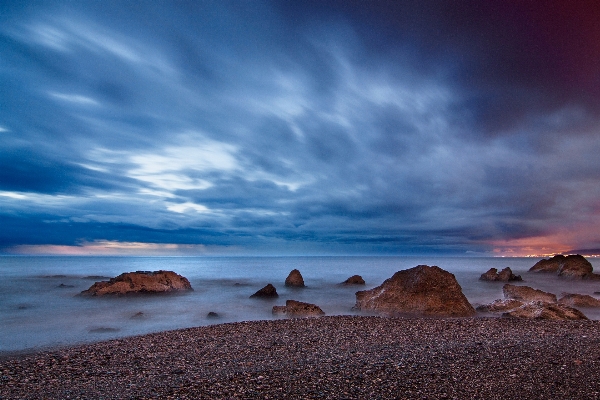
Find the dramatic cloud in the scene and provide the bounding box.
[1,1,599,255]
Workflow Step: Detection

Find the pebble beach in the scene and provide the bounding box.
[3,315,600,399]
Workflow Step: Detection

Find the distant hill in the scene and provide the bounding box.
[564,249,600,256]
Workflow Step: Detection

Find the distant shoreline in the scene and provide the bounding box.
[2,316,600,399]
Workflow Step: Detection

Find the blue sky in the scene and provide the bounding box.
[1,1,600,256]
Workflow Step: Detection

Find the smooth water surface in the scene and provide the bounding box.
[1,256,600,354]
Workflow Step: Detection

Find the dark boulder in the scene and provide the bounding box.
[341,275,365,285]
[285,269,305,287]
[354,265,475,317]
[250,283,279,298]
[480,267,522,282]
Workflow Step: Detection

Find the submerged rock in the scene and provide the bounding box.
[354,265,475,317]
[272,300,325,317]
[285,269,305,287]
[479,267,522,282]
[80,270,193,296]
[503,284,557,303]
[341,275,365,285]
[207,312,220,319]
[502,301,588,320]
[558,293,600,308]
[250,283,279,298]
[530,254,594,279]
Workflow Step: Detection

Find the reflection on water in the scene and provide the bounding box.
[1,255,599,353]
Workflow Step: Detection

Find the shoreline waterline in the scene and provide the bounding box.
[2,255,600,353]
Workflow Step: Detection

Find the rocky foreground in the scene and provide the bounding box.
[3,316,600,399]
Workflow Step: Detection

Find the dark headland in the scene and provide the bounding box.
[2,316,600,399]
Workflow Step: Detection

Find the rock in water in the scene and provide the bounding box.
[530,254,593,279]
[558,255,594,278]
[80,270,193,296]
[503,284,556,303]
[341,275,365,285]
[502,301,588,320]
[529,255,565,273]
[480,268,500,281]
[354,265,475,317]
[479,267,522,282]
[250,283,279,298]
[558,293,600,308]
[285,269,305,287]
[497,267,522,281]
[272,300,325,317]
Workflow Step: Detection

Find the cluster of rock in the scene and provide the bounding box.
[79,255,598,322]
[479,267,522,282]
[530,254,598,279]
[476,283,595,320]
[80,271,193,296]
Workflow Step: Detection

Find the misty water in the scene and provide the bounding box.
[2,255,600,354]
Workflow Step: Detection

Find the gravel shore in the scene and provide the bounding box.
[2,316,600,399]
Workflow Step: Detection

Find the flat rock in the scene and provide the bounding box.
[250,283,279,298]
[503,284,556,303]
[479,267,522,282]
[476,299,523,313]
[80,270,193,296]
[272,300,325,317]
[284,269,305,287]
[558,293,600,308]
[502,301,588,320]
[354,265,475,317]
[530,254,593,279]
[341,275,365,285]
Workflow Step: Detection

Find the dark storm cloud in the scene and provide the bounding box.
[1,0,599,255]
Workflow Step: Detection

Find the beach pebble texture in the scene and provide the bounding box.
[2,316,600,399]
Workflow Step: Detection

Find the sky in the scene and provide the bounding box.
[1,1,600,256]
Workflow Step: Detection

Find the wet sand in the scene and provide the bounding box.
[2,316,600,399]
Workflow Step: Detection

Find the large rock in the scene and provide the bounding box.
[80,271,192,296]
[285,269,305,287]
[502,301,588,320]
[530,255,565,273]
[272,300,325,317]
[341,275,365,285]
[558,293,600,308]
[530,254,594,279]
[480,267,522,282]
[476,299,523,313]
[354,265,475,317]
[250,283,279,298]
[503,284,556,303]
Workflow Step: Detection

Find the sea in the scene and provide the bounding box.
[2,255,600,355]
